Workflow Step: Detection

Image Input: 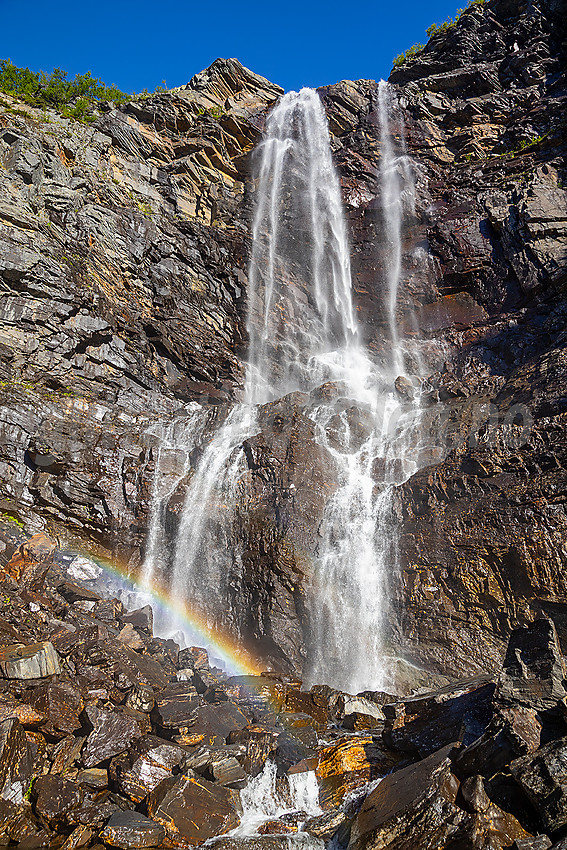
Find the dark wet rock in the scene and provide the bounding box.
[120,607,153,635]
[0,643,60,680]
[125,683,154,714]
[0,718,34,804]
[51,735,86,775]
[455,703,542,779]
[304,810,348,841]
[110,736,186,802]
[347,744,465,850]
[82,706,142,768]
[513,838,553,850]
[212,838,324,850]
[315,736,395,810]
[179,701,249,743]
[148,773,239,844]
[497,619,567,713]
[383,676,495,757]
[24,683,83,737]
[0,696,44,728]
[76,769,108,789]
[33,775,82,827]
[100,811,165,849]
[153,682,200,729]
[510,737,567,836]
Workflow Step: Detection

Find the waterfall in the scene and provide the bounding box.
[246,87,360,404]
[305,82,424,693]
[141,82,428,694]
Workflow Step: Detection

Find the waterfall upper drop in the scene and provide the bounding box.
[247,87,360,405]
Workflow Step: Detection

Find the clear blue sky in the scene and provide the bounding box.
[1,0,463,93]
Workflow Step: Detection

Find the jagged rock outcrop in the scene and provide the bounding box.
[0,0,566,684]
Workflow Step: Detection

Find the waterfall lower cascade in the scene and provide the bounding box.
[141,83,429,693]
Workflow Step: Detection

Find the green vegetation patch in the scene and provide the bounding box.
[393,0,486,68]
[0,59,166,123]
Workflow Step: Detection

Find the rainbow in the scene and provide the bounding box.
[72,551,263,677]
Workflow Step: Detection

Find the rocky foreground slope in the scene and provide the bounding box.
[0,0,566,682]
[1,532,567,849]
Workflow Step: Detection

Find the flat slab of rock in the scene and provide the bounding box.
[149,774,239,844]
[0,642,60,679]
[100,810,165,849]
[347,744,465,850]
[82,706,142,767]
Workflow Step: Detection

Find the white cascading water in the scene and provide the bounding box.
[305,80,424,692]
[229,761,322,837]
[141,82,427,694]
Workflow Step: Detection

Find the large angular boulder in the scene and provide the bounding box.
[100,811,165,849]
[82,706,142,767]
[510,737,567,836]
[153,683,201,729]
[24,683,83,737]
[4,533,56,589]
[383,677,495,757]
[110,736,186,802]
[497,619,567,713]
[0,642,60,679]
[454,703,542,778]
[0,718,34,804]
[34,775,83,827]
[347,744,466,850]
[148,774,239,844]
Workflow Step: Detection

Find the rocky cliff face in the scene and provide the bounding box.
[1,0,566,686]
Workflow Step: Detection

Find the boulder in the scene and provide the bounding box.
[153,682,200,728]
[121,606,153,635]
[100,811,165,849]
[0,718,34,804]
[497,619,567,713]
[0,696,45,728]
[24,683,83,737]
[34,776,83,827]
[303,810,348,841]
[383,677,495,757]
[0,643,60,679]
[110,736,186,802]
[148,774,239,844]
[454,703,542,778]
[178,702,249,743]
[347,744,466,850]
[82,706,142,767]
[4,533,56,589]
[315,736,394,810]
[510,737,567,835]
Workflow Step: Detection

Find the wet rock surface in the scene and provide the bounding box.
[0,549,564,850]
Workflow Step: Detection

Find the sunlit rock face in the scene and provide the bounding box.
[0,0,566,690]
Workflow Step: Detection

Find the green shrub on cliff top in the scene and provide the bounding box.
[0,59,143,122]
[392,0,486,67]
